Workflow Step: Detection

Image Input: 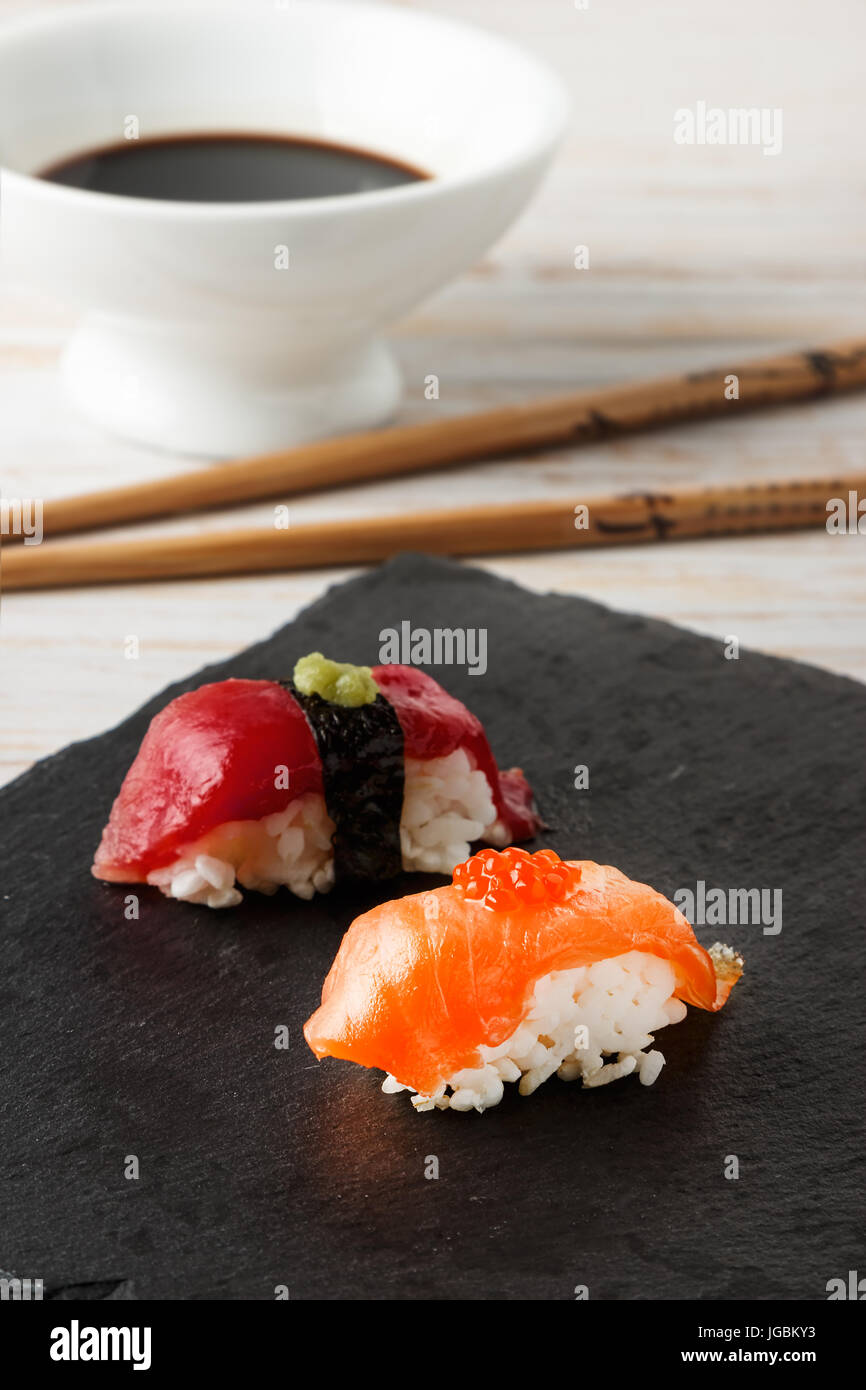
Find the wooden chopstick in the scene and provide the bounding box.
[3,339,866,544]
[3,473,859,592]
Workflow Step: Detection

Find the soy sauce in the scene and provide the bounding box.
[39,133,428,203]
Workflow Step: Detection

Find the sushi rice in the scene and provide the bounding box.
[304,851,743,1112]
[146,748,507,909]
[383,950,690,1112]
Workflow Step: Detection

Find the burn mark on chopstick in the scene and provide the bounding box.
[571,409,621,441]
[596,493,678,540]
[593,483,833,545]
[595,515,676,539]
[685,343,866,396]
[803,343,866,376]
[649,512,676,539]
[803,351,838,384]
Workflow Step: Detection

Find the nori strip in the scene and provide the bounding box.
[283,681,404,882]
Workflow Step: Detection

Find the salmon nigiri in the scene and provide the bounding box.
[304,848,743,1112]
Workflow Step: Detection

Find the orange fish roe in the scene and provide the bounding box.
[452,847,582,911]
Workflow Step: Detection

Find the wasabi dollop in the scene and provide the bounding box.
[293,652,379,708]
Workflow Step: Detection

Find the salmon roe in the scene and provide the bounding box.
[452,847,581,912]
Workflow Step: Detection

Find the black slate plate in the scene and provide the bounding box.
[1,554,863,1301]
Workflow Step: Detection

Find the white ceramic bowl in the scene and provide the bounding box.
[0,0,568,456]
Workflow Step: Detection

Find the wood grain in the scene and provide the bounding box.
[3,341,866,542]
[1,0,865,789]
[4,475,862,590]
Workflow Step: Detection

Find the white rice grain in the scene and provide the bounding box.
[383,951,687,1112]
[147,749,506,908]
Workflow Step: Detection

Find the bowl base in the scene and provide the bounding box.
[60,319,403,458]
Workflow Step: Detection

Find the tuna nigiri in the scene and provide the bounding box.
[92,654,539,909]
[304,848,744,1111]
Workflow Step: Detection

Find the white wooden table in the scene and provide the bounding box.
[2,0,865,789]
